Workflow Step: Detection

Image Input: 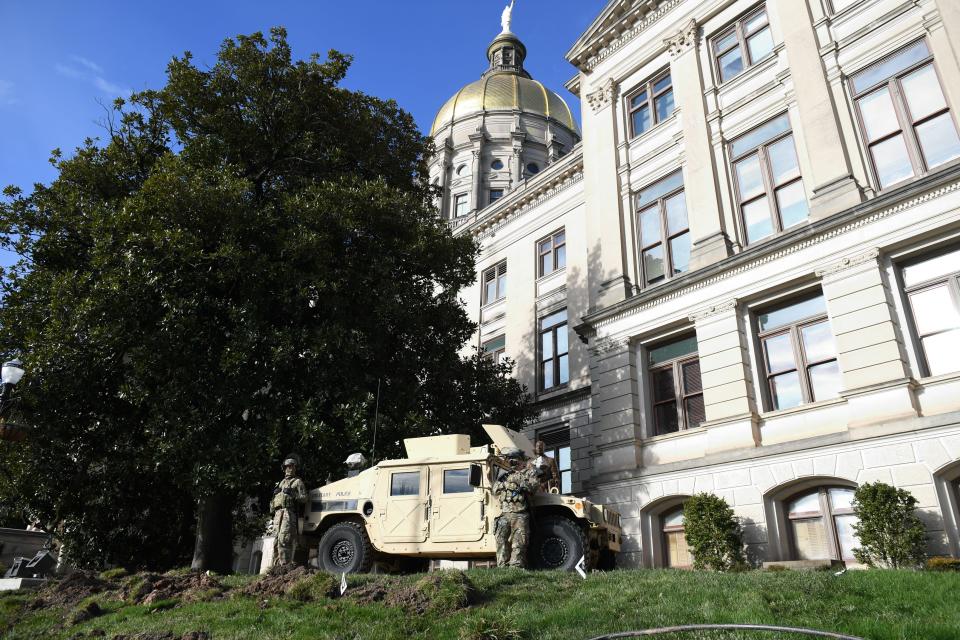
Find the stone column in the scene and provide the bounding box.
[510,138,523,190]
[690,301,760,454]
[469,132,484,215]
[587,337,642,476]
[768,0,862,220]
[929,0,960,115]
[582,76,631,311]
[816,249,918,428]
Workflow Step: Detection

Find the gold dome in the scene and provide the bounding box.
[431,74,578,137]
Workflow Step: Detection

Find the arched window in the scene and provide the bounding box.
[786,487,858,561]
[662,505,693,568]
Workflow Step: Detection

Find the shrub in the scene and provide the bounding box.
[925,556,960,572]
[852,482,927,569]
[682,493,746,571]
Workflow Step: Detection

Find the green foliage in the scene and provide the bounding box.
[852,482,927,569]
[414,570,475,615]
[0,27,536,571]
[100,567,129,581]
[925,556,960,572]
[683,493,746,571]
[287,573,335,602]
[458,614,525,640]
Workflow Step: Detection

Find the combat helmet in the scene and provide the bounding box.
[501,446,525,460]
[282,453,301,471]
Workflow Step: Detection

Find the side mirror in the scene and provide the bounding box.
[469,464,483,488]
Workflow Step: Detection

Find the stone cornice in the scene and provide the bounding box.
[688,300,737,322]
[591,336,632,357]
[815,248,881,278]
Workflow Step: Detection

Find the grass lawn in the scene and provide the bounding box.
[1,568,958,640]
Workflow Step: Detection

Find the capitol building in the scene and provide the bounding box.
[433,0,960,568]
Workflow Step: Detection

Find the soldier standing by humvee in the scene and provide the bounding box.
[271,454,308,567]
[493,447,541,568]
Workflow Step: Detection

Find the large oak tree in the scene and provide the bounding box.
[0,29,535,572]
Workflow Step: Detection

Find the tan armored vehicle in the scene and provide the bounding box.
[302,425,621,573]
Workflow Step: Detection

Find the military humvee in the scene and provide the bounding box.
[302,424,622,573]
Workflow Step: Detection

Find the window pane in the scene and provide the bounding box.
[909,285,960,335]
[665,193,688,234]
[559,354,570,385]
[631,90,648,109]
[682,360,702,393]
[443,469,473,494]
[652,368,676,402]
[788,491,823,515]
[743,197,774,243]
[801,321,837,362]
[714,30,739,54]
[871,135,914,188]
[768,136,801,184]
[556,245,566,270]
[639,207,661,246]
[829,488,856,511]
[557,326,568,356]
[744,10,768,33]
[543,309,567,329]
[902,247,960,286]
[858,88,900,142]
[736,155,765,199]
[655,89,675,122]
[637,171,684,208]
[670,233,691,274]
[835,514,859,559]
[747,27,774,63]
[922,329,960,376]
[498,272,507,297]
[644,245,666,283]
[719,48,744,82]
[541,332,553,360]
[764,333,797,374]
[633,104,652,135]
[685,394,706,429]
[732,115,791,157]
[484,335,505,355]
[759,294,827,331]
[663,508,685,528]
[485,280,497,304]
[792,518,831,560]
[771,371,803,409]
[391,472,420,496]
[901,65,947,120]
[558,446,571,471]
[542,362,554,389]
[915,112,960,169]
[654,75,672,93]
[540,252,553,276]
[648,335,698,366]
[561,471,572,495]
[852,40,930,93]
[776,181,809,230]
[655,401,680,434]
[554,230,565,246]
[809,360,842,401]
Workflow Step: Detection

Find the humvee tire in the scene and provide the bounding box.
[529,515,587,571]
[317,522,373,573]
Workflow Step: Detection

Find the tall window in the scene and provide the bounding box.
[482,261,507,305]
[662,506,694,568]
[537,229,566,277]
[636,171,690,286]
[489,189,504,204]
[712,6,775,83]
[852,40,960,189]
[538,428,572,495]
[482,335,507,365]
[731,114,809,244]
[648,334,704,436]
[540,309,569,390]
[786,487,858,561]
[756,293,840,411]
[454,193,469,218]
[901,245,960,376]
[627,71,674,138]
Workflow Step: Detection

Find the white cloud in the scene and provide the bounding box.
[56,56,130,97]
[94,76,129,96]
[71,55,104,75]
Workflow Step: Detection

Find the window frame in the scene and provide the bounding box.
[635,174,689,287]
[537,228,567,278]
[851,39,960,190]
[754,293,839,411]
[539,309,569,392]
[442,468,474,494]
[785,486,857,562]
[482,334,507,365]
[711,5,775,85]
[647,335,704,436]
[389,471,421,497]
[661,505,693,568]
[453,193,469,218]
[729,114,807,245]
[898,246,960,378]
[489,189,504,204]
[537,427,572,495]
[482,261,507,306]
[626,69,674,139]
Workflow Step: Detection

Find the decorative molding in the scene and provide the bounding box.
[664,19,699,58]
[815,248,881,278]
[588,178,960,329]
[591,337,632,357]
[578,0,685,72]
[475,171,584,241]
[688,300,737,323]
[586,79,619,114]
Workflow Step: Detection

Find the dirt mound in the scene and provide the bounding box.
[126,572,223,605]
[383,571,476,616]
[240,564,317,598]
[346,580,389,605]
[31,571,117,609]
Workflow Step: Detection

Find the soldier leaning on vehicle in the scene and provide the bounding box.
[271,453,308,567]
[493,447,542,568]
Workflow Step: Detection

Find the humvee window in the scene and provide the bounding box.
[390,471,420,496]
[442,469,472,493]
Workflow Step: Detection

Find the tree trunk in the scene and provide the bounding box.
[191,493,234,573]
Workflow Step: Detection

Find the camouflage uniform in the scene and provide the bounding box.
[271,468,308,566]
[493,463,540,568]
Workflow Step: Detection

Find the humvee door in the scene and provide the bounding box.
[429,464,486,542]
[376,467,429,543]
[482,424,535,458]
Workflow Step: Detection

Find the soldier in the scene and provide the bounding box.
[493,447,541,568]
[532,440,561,494]
[270,454,308,567]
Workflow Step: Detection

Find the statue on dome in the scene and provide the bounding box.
[501,0,515,34]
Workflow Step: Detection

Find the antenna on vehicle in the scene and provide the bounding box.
[371,378,381,463]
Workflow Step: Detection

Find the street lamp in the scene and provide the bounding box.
[0,358,27,442]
